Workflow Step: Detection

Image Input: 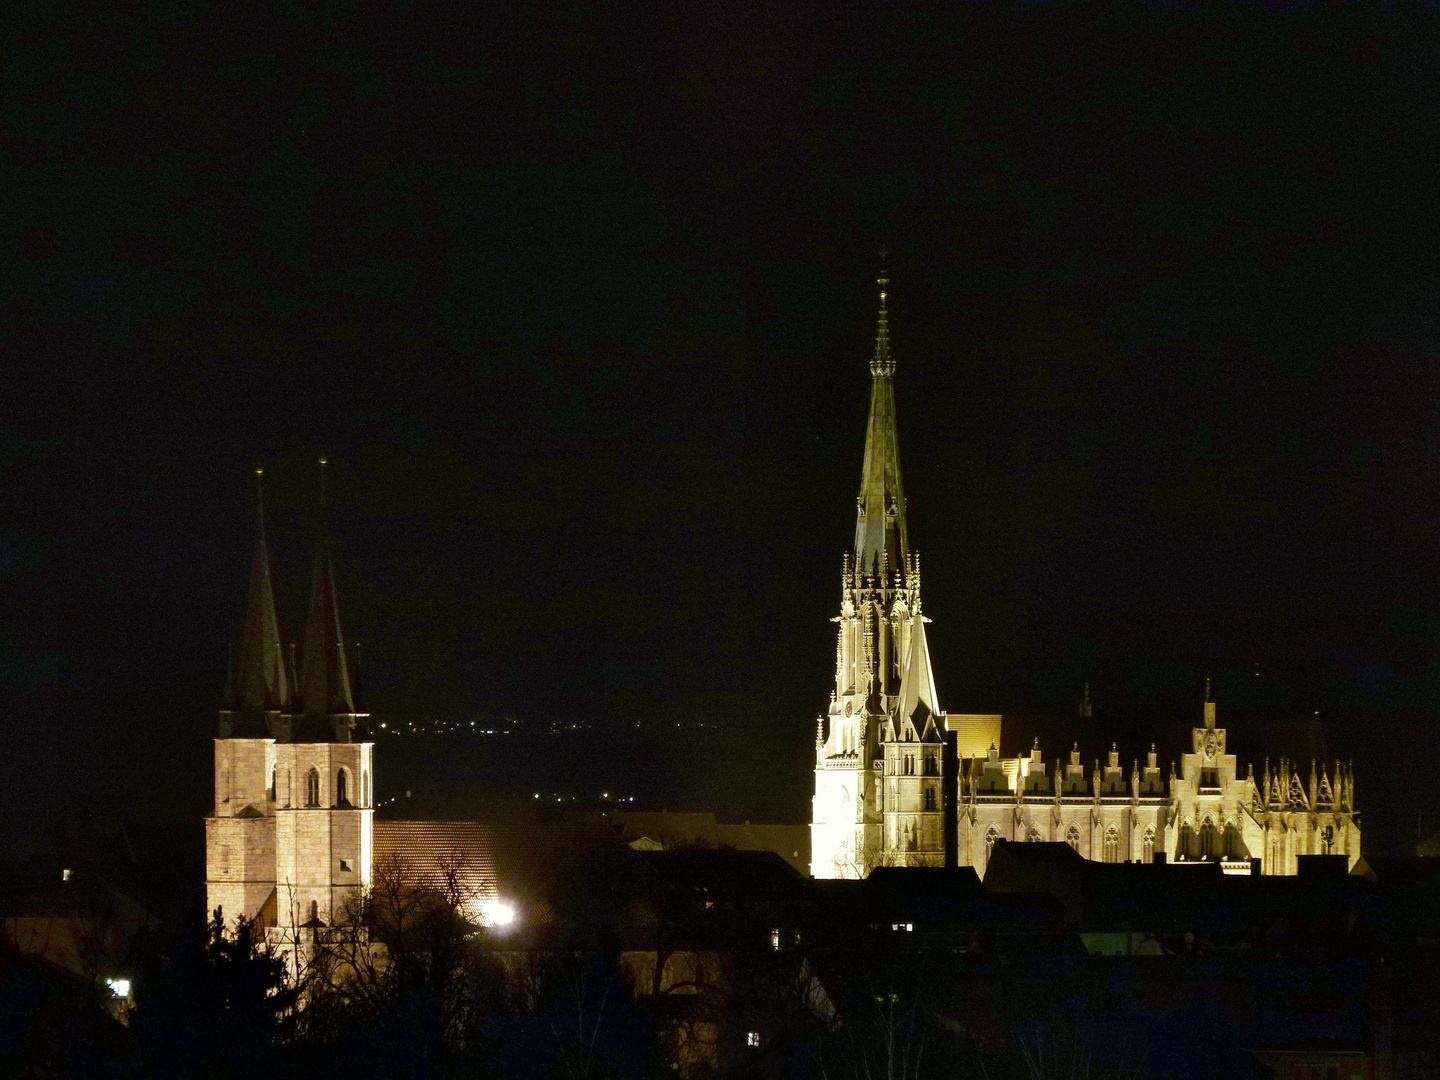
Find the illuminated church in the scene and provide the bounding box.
[205,479,374,943]
[810,279,1361,879]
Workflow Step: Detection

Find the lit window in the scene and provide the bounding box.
[1103,827,1119,864]
[891,922,913,932]
[771,929,782,950]
[106,978,131,998]
[747,1032,761,1048]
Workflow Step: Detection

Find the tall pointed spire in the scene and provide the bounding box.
[854,270,908,577]
[299,458,357,738]
[226,469,293,725]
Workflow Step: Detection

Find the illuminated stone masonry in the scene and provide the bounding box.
[811,281,1360,879]
[204,488,374,966]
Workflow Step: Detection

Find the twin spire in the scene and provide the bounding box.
[222,460,361,741]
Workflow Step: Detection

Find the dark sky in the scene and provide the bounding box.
[5,2,1440,857]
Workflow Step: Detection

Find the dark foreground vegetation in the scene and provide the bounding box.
[5,843,1440,1079]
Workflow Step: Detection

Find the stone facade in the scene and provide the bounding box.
[811,282,1360,878]
[204,493,373,946]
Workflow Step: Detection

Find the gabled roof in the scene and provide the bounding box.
[895,613,939,727]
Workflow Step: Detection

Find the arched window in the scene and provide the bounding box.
[306,768,320,808]
[1142,827,1156,864]
[1065,825,1080,852]
[1103,827,1119,864]
[335,769,349,807]
[1224,823,1242,859]
[1199,819,1216,859]
[269,766,277,802]
[984,826,999,860]
[1178,823,1193,861]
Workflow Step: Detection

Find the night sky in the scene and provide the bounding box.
[5,3,1440,861]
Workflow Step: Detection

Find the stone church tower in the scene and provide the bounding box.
[205,470,373,936]
[808,285,1359,879]
[812,277,946,878]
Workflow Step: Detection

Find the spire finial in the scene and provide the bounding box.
[870,260,894,377]
[255,467,267,546]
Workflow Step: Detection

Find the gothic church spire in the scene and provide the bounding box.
[225,469,293,728]
[854,273,908,577]
[298,458,359,740]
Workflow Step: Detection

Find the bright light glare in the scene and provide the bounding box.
[107,978,131,998]
[480,899,516,928]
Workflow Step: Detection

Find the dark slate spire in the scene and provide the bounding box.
[299,552,355,717]
[854,272,909,577]
[224,470,292,730]
[298,459,358,739]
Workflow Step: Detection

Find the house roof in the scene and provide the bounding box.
[373,819,621,912]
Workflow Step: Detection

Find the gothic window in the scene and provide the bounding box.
[1320,825,1335,855]
[336,769,349,807]
[904,754,915,776]
[269,766,277,802]
[1199,819,1216,859]
[1142,827,1155,864]
[1178,823,1193,861]
[924,787,937,812]
[1103,827,1119,864]
[308,900,319,923]
[1065,825,1080,852]
[984,826,999,860]
[1224,823,1241,859]
[306,768,321,808]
